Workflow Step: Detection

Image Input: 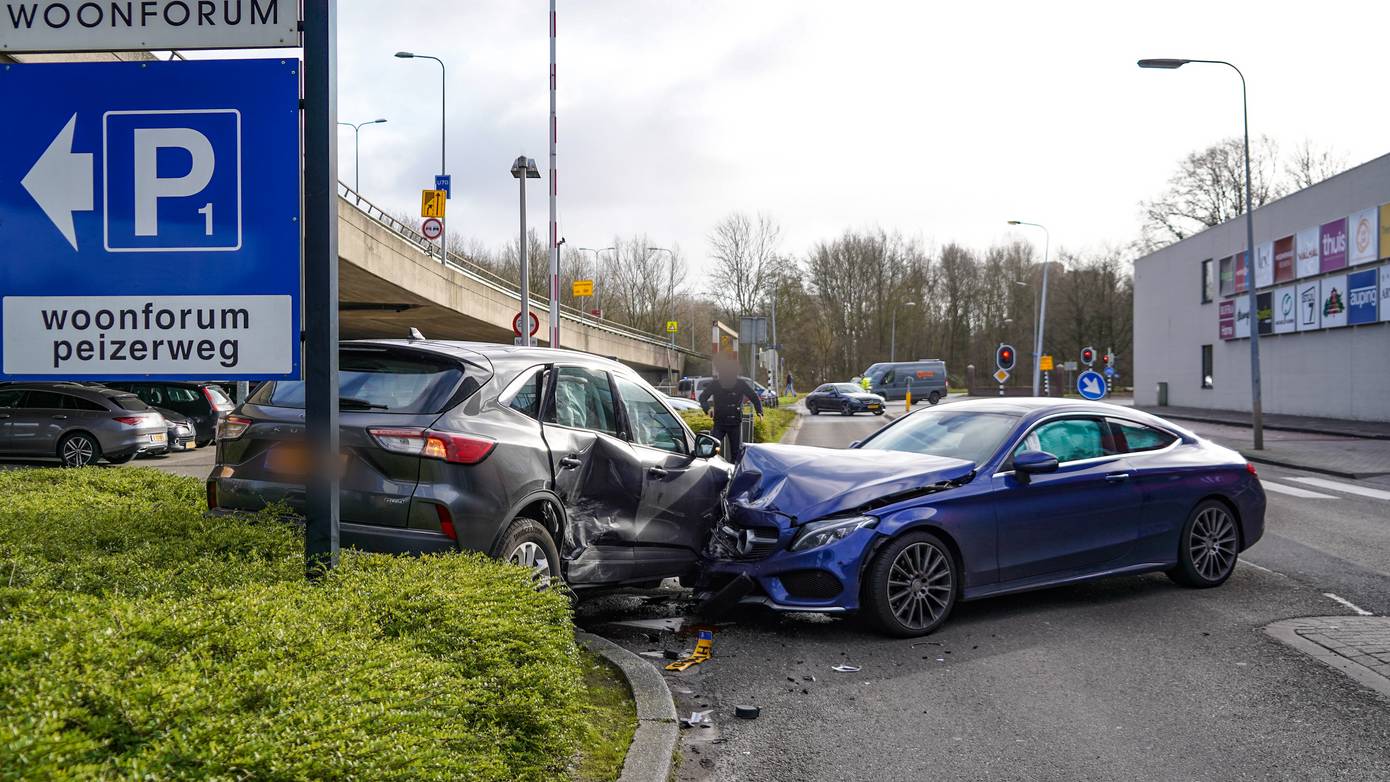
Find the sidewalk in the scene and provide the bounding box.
[1132,404,1390,441]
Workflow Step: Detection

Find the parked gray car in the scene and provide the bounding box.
[0,383,167,467]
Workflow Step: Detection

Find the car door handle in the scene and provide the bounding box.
[51,414,68,420]
[648,466,669,478]
[1105,472,1131,483]
[559,455,582,469]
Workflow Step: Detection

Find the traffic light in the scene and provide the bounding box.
[1080,346,1095,366]
[996,344,1016,371]
[1101,352,1112,368]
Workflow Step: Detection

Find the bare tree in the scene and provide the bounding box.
[707,212,783,315]
[1140,135,1284,248]
[599,236,687,334]
[1284,139,1348,190]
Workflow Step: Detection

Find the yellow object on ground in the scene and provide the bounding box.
[664,630,714,671]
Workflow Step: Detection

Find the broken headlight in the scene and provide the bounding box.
[789,515,878,552]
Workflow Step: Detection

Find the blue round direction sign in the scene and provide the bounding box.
[1103,366,1115,378]
[1077,370,1107,400]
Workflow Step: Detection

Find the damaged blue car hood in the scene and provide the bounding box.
[727,443,975,524]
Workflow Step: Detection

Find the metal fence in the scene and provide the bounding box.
[337,182,694,353]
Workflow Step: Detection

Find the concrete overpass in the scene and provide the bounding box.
[336,185,698,378]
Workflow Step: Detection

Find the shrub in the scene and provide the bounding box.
[0,468,584,782]
[679,407,797,445]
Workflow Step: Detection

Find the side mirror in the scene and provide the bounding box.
[694,433,721,459]
[1013,450,1059,478]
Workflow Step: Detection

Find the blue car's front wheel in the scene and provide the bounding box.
[863,530,958,637]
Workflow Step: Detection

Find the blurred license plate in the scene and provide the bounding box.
[266,443,349,477]
[149,433,166,444]
[867,403,881,410]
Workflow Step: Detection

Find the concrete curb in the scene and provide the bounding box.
[1264,619,1390,701]
[1141,408,1390,442]
[575,631,678,782]
[1238,450,1386,480]
[780,408,806,444]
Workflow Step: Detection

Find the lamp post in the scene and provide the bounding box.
[336,118,386,193]
[890,301,916,362]
[1007,220,1050,397]
[575,246,614,317]
[394,51,447,264]
[512,156,541,346]
[1139,57,1262,449]
[647,246,677,389]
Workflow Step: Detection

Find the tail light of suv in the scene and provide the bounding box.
[219,415,254,440]
[368,427,496,465]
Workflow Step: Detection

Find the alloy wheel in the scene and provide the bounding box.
[1189,506,1237,581]
[509,541,553,589]
[886,541,953,631]
[61,436,96,467]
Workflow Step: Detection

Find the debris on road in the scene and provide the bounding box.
[681,710,712,729]
[831,664,861,673]
[665,629,715,671]
[735,705,761,720]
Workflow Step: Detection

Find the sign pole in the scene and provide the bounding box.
[547,0,561,348]
[303,0,340,576]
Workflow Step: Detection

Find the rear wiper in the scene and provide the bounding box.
[339,396,387,410]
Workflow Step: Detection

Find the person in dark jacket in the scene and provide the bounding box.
[699,360,763,459]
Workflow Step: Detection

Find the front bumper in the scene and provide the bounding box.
[703,512,879,613]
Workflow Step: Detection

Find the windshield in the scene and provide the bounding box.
[858,409,1019,465]
[252,351,474,414]
[831,383,861,393]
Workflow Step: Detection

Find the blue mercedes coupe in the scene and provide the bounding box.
[704,398,1265,636]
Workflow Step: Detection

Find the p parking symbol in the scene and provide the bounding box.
[103,109,242,252]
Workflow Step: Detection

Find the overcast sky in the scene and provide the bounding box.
[294,1,1390,275]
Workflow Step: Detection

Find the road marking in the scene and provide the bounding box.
[1261,481,1337,499]
[1322,592,1374,616]
[1239,560,1286,577]
[1289,477,1390,501]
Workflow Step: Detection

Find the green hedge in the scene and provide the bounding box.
[0,468,584,782]
[679,406,797,446]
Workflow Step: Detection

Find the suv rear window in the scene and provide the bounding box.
[203,385,233,408]
[251,350,477,414]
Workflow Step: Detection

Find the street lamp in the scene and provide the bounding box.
[1138,57,1263,449]
[575,246,615,318]
[890,301,916,362]
[1007,220,1051,397]
[512,157,541,346]
[395,51,448,264]
[336,118,386,193]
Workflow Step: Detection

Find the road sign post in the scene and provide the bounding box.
[303,0,340,576]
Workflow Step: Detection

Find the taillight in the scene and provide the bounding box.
[368,427,496,465]
[220,415,253,440]
[435,504,457,541]
[113,416,145,426]
[1246,462,1258,477]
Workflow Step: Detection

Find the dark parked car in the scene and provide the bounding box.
[207,340,733,590]
[151,407,198,454]
[104,382,234,446]
[0,383,167,466]
[704,398,1265,636]
[805,383,884,416]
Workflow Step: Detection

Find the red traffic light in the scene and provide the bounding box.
[996,344,1016,371]
[1101,353,1112,366]
[1081,347,1095,366]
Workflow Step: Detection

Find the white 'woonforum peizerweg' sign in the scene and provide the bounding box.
[1,0,298,52]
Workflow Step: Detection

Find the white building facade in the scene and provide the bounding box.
[1134,153,1390,422]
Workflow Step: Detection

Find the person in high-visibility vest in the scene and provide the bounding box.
[860,375,871,392]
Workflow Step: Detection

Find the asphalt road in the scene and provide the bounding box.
[580,408,1390,782]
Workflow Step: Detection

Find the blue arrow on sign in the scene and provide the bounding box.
[1077,370,1107,400]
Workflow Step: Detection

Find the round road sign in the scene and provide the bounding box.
[513,311,540,337]
[421,217,443,241]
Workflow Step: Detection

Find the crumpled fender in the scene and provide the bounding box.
[728,443,974,524]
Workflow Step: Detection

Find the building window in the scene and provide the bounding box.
[1200,259,1215,303]
[1200,345,1213,389]
[1218,256,1234,297]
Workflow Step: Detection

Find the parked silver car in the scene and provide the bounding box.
[0,383,167,467]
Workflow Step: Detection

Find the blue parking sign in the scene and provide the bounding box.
[0,59,300,381]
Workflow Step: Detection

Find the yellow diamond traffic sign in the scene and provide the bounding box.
[420,189,447,218]
[666,320,679,333]
[993,368,1010,384]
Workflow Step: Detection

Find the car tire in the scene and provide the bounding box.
[928,391,942,405]
[862,530,958,637]
[495,517,564,591]
[840,402,852,416]
[1167,500,1240,588]
[809,403,820,416]
[58,433,102,468]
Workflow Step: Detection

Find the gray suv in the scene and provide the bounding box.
[0,383,168,467]
[208,340,733,591]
